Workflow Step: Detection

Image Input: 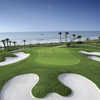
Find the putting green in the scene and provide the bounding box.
[35,47,80,65]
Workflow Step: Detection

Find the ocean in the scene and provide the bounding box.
[0,31,100,46]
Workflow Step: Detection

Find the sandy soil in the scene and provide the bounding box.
[0,73,100,100]
[0,52,30,66]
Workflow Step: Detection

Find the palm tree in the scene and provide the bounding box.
[98,37,100,41]
[1,40,6,48]
[5,38,10,47]
[77,35,82,42]
[23,40,26,46]
[72,34,76,42]
[9,41,12,46]
[58,32,62,42]
[65,32,69,42]
[85,37,90,44]
[86,37,89,41]
[13,41,16,46]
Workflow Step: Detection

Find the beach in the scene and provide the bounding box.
[0,31,100,46]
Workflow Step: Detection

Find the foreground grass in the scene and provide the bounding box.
[0,46,100,98]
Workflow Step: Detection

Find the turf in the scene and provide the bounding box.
[35,47,80,65]
[0,46,100,98]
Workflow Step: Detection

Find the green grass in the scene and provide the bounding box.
[35,47,80,65]
[0,50,16,62]
[0,46,100,98]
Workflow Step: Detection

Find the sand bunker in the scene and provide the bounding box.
[80,50,100,61]
[80,51,100,56]
[88,56,100,61]
[0,52,30,66]
[0,73,100,100]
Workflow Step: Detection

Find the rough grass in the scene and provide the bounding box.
[0,46,100,98]
[0,50,16,62]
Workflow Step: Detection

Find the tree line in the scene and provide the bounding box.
[58,32,82,43]
[0,38,26,49]
[1,32,99,48]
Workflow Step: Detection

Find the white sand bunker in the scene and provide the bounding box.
[80,51,100,56]
[0,52,30,66]
[0,73,100,100]
[80,50,100,61]
[88,56,100,61]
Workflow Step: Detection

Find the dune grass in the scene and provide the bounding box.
[0,46,100,98]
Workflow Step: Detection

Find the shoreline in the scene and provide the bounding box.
[0,33,99,47]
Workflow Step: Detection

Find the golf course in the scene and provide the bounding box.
[0,0,99,99]
[0,44,100,100]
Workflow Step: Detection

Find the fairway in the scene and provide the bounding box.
[35,47,80,65]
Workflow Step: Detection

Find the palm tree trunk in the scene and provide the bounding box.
[7,42,9,47]
[65,35,67,42]
[24,42,25,46]
[60,35,61,42]
[3,43,6,48]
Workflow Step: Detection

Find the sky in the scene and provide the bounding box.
[0,0,99,32]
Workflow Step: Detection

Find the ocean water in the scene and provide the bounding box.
[0,31,100,46]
